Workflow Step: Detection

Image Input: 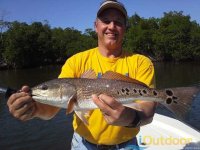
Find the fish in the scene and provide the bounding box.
[31,70,200,124]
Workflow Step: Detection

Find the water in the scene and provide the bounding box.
[0,66,74,150]
[154,62,200,131]
[0,62,200,150]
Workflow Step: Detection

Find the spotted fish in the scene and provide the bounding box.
[30,70,200,124]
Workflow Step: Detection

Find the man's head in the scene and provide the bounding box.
[97,0,128,26]
[95,0,127,52]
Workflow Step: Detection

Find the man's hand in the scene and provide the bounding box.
[92,94,136,126]
[7,86,36,121]
[7,86,60,121]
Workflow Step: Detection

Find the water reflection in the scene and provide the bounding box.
[0,65,62,89]
[155,62,200,88]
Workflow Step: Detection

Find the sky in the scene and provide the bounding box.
[1,0,200,33]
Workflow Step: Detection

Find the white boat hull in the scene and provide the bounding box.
[136,113,200,150]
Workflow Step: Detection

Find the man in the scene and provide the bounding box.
[7,0,156,149]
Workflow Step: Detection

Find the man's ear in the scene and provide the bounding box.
[94,20,98,33]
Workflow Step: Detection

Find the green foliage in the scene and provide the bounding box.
[1,10,200,69]
[3,21,52,68]
[125,14,159,57]
[124,11,200,61]
[1,22,97,68]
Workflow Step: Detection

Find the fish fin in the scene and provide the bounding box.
[161,86,200,120]
[124,103,142,111]
[102,71,148,87]
[81,69,97,79]
[75,111,89,125]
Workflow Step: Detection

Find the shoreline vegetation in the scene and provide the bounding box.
[0,11,200,70]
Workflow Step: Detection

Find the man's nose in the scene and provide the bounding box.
[108,21,115,29]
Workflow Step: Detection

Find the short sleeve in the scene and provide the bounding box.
[58,56,76,78]
[136,56,155,88]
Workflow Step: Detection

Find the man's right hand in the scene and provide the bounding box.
[7,86,36,121]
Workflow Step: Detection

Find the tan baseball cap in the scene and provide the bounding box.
[97,0,128,20]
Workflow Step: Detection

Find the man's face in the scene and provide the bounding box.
[95,8,126,50]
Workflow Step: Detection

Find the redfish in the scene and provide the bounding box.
[31,70,200,124]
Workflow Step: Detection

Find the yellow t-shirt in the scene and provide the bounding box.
[59,47,155,145]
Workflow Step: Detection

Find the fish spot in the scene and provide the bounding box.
[125,88,130,92]
[126,92,129,95]
[173,100,178,104]
[122,88,126,93]
[106,84,110,88]
[153,90,157,96]
[139,89,143,96]
[117,91,120,95]
[143,90,147,94]
[166,90,173,96]
[166,98,172,104]
[173,96,178,100]
[133,89,137,93]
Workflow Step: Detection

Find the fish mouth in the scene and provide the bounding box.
[31,95,46,100]
[31,93,37,97]
[31,89,44,97]
[31,92,46,99]
[31,93,41,97]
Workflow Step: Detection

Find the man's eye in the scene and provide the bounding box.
[102,20,111,24]
[114,20,124,26]
[101,19,124,26]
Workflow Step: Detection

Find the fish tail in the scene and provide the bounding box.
[161,86,200,120]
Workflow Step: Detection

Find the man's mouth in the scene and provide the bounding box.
[105,33,117,37]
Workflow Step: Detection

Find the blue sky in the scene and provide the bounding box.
[0,0,200,33]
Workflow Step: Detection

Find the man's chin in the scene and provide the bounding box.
[105,40,118,46]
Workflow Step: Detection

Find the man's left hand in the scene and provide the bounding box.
[92,94,136,126]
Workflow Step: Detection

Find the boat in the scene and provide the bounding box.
[136,113,200,150]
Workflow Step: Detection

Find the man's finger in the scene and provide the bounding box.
[7,92,29,106]
[19,107,36,121]
[11,95,33,110]
[98,94,122,110]
[21,85,31,93]
[92,94,112,115]
[16,101,35,116]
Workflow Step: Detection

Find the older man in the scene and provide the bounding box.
[7,0,156,149]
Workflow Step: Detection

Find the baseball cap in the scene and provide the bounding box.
[97,0,128,20]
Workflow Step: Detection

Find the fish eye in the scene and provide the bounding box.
[40,85,48,90]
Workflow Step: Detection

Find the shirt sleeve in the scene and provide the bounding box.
[136,56,156,88]
[58,56,76,78]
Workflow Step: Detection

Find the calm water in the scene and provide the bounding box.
[0,62,200,150]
